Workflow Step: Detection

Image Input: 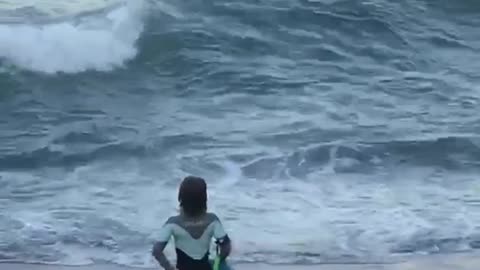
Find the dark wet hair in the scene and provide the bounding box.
[178,176,207,217]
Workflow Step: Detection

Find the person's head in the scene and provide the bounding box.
[178,176,207,217]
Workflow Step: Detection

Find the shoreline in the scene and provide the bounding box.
[1,252,480,270]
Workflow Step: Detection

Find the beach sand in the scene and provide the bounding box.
[1,252,479,270]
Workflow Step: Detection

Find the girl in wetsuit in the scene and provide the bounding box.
[152,176,232,270]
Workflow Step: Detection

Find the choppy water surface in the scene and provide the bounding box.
[1,0,480,267]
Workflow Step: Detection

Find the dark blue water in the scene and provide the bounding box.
[1,0,480,267]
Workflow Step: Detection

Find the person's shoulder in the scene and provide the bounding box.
[164,214,182,225]
[205,212,222,222]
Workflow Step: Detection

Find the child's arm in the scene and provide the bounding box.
[216,236,231,260]
[152,219,176,270]
[212,215,232,260]
[152,241,175,270]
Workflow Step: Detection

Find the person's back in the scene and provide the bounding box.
[152,176,231,270]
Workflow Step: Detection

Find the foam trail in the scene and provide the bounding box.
[0,1,145,74]
[217,161,243,188]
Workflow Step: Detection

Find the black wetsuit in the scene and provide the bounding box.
[156,213,230,270]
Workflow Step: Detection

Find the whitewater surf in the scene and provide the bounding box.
[0,0,124,23]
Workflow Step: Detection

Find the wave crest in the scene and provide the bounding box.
[0,1,145,74]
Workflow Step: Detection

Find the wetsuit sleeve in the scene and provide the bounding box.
[158,222,173,243]
[212,216,231,260]
[213,219,228,240]
[152,220,175,270]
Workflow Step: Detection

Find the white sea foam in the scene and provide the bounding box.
[0,1,145,74]
[1,153,479,267]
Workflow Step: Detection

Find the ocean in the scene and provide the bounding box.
[0,0,479,268]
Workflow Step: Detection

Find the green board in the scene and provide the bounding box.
[211,257,233,270]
